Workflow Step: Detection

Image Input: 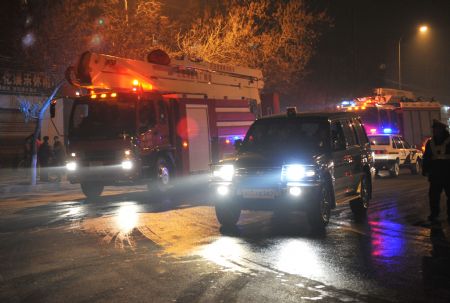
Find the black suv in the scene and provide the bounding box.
[210,111,375,230]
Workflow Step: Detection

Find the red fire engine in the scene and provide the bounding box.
[337,88,441,147]
[65,50,268,198]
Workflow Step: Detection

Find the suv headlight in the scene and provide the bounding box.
[281,164,316,182]
[66,161,77,171]
[212,164,235,182]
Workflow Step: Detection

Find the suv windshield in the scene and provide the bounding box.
[369,135,390,145]
[242,118,329,152]
[69,97,136,140]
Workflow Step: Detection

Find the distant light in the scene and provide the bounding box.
[22,32,35,47]
[111,92,117,98]
[71,152,76,157]
[383,128,392,134]
[100,93,107,98]
[225,139,230,144]
[182,141,188,148]
[124,150,131,156]
[90,34,102,46]
[75,91,80,96]
[91,94,97,99]
[419,25,428,33]
[132,79,139,86]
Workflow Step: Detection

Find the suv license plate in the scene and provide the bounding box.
[242,189,275,199]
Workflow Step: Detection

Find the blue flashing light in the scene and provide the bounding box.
[383,128,392,134]
[233,136,240,140]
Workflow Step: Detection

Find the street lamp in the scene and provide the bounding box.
[398,24,429,89]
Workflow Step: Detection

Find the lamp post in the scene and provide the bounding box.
[398,25,428,90]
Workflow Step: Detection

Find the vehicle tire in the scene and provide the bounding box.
[215,203,241,227]
[81,182,104,199]
[307,183,332,232]
[411,159,421,175]
[350,174,370,218]
[389,161,400,178]
[148,157,173,193]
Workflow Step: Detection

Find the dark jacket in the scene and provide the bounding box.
[38,142,52,163]
[422,131,450,181]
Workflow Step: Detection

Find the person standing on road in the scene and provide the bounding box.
[53,136,65,182]
[38,136,52,181]
[422,119,450,223]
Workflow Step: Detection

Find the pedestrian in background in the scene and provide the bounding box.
[38,136,52,181]
[53,136,65,181]
[422,119,450,223]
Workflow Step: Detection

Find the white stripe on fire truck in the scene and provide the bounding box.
[215,107,250,113]
[216,121,254,127]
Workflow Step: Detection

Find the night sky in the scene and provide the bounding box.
[1,0,449,106]
[298,0,450,108]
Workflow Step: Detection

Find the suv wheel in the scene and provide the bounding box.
[389,161,400,178]
[307,184,331,232]
[411,159,421,175]
[81,182,104,199]
[215,203,241,227]
[350,174,370,218]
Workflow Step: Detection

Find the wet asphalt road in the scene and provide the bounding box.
[1,171,450,303]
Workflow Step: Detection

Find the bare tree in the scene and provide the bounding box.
[177,0,329,93]
[18,80,65,185]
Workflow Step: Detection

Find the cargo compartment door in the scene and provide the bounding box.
[186,104,211,173]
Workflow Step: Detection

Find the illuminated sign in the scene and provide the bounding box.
[0,69,55,95]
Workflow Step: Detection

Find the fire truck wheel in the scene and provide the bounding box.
[80,182,104,199]
[389,161,400,178]
[411,159,421,175]
[215,203,241,227]
[149,157,173,193]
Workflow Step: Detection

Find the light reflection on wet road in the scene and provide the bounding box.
[1,173,450,302]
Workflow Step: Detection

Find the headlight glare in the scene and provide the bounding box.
[282,164,315,181]
[213,164,235,181]
[66,161,77,171]
[121,160,133,170]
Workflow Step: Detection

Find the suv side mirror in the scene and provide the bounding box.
[234,139,243,150]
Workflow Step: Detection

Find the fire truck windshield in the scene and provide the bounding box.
[242,118,330,153]
[69,98,136,140]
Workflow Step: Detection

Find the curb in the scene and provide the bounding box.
[0,181,77,195]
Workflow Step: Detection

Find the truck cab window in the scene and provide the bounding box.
[139,102,156,132]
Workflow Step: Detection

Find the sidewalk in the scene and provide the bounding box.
[0,168,77,194]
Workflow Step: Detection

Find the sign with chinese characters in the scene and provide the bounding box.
[0,69,55,95]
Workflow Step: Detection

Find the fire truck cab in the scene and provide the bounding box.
[65,51,266,198]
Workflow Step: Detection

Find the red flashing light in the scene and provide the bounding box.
[370,128,377,134]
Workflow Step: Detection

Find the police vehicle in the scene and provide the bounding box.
[368,131,422,177]
[210,109,375,231]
